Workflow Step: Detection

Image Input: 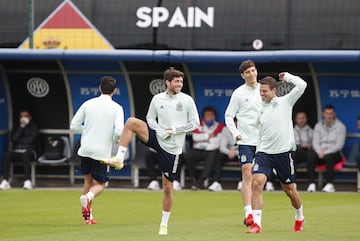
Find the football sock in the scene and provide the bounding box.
[116,146,127,160]
[295,205,304,220]
[160,210,171,227]
[244,205,252,217]
[89,208,94,220]
[86,191,95,202]
[252,210,262,227]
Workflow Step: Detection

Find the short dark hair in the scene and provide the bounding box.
[295,111,307,116]
[239,60,255,73]
[19,109,31,116]
[163,67,184,82]
[259,76,277,90]
[100,76,117,94]
[201,106,217,117]
[323,104,335,111]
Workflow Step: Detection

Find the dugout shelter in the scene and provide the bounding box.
[0,49,359,180]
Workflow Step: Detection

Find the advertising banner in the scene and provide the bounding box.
[0,74,8,175]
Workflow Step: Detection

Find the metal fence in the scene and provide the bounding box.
[0,0,359,50]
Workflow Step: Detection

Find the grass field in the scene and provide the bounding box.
[0,189,359,241]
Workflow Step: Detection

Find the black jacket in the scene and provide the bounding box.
[10,121,39,151]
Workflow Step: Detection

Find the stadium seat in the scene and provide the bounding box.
[316,155,346,171]
[131,140,147,188]
[31,136,73,187]
[38,136,71,164]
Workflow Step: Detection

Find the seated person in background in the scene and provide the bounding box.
[264,173,276,192]
[356,116,360,172]
[310,104,346,193]
[208,126,239,191]
[210,125,276,192]
[0,110,39,190]
[184,106,224,190]
[146,147,182,191]
[292,111,316,192]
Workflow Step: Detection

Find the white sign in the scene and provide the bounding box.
[136,6,214,28]
[204,88,233,97]
[80,87,120,96]
[149,79,166,95]
[252,39,263,50]
[329,89,360,98]
[27,77,49,98]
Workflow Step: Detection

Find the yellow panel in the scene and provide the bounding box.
[21,29,113,50]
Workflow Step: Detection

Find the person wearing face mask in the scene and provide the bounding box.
[0,109,39,190]
[183,106,225,190]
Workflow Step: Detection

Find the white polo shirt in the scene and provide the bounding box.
[147,91,200,154]
[70,94,124,160]
[257,73,307,154]
[225,83,262,145]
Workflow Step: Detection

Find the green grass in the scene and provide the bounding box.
[0,189,359,241]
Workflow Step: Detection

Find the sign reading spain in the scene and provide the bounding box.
[19,0,113,50]
[136,7,214,28]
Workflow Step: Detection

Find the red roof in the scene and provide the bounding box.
[43,2,90,29]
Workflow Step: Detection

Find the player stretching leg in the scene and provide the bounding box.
[102,67,199,235]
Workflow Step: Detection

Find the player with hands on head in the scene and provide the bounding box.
[247,72,306,234]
